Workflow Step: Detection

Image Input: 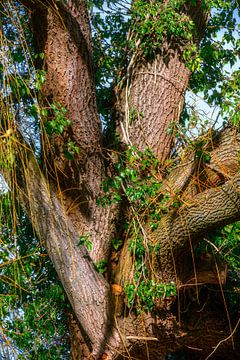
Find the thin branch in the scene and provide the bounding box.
[204,317,240,360]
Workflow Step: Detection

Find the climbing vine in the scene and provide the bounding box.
[98,147,180,312]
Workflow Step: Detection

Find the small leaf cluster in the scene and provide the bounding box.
[96,259,108,274]
[112,238,123,251]
[99,146,161,209]
[64,140,80,161]
[192,138,212,164]
[210,222,240,271]
[44,102,71,136]
[77,233,93,252]
[125,279,176,313]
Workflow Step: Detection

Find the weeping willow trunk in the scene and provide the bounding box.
[5,0,240,359]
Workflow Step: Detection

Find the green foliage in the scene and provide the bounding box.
[210,222,240,271]
[125,224,177,313]
[0,2,43,147]
[0,195,70,358]
[64,141,80,161]
[98,146,161,208]
[44,102,71,136]
[189,0,240,127]
[98,146,181,225]
[194,221,240,310]
[90,0,239,134]
[131,0,196,58]
[89,0,130,123]
[125,280,176,313]
[35,69,46,91]
[95,259,108,273]
[193,138,212,163]
[112,238,123,251]
[78,233,93,252]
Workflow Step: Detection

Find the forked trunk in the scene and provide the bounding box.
[12,1,240,359]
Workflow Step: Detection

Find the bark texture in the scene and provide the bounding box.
[21,0,118,262]
[8,1,240,359]
[117,49,191,162]
[16,143,115,357]
[116,1,209,163]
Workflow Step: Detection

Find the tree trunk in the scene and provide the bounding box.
[16,143,117,357]
[9,1,240,359]
[115,2,209,163]
[21,0,118,262]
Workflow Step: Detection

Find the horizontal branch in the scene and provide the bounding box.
[152,169,240,281]
[163,127,240,197]
[177,172,240,235]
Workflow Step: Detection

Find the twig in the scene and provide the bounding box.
[204,317,240,360]
[203,238,220,253]
[126,336,159,341]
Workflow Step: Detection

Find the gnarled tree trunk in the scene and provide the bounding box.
[8,0,240,359]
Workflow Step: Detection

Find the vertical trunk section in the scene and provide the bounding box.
[22,0,118,263]
[31,0,102,195]
[68,311,92,360]
[116,1,209,163]
[118,48,191,163]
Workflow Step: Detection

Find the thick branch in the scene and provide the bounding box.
[162,126,240,197]
[16,146,114,356]
[152,170,240,282]
[17,0,117,263]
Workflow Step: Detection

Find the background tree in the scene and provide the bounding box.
[0,0,240,359]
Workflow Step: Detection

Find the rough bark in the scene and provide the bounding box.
[6,1,240,359]
[119,51,191,162]
[161,127,240,197]
[16,143,115,357]
[116,2,209,163]
[154,170,240,282]
[20,0,118,263]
